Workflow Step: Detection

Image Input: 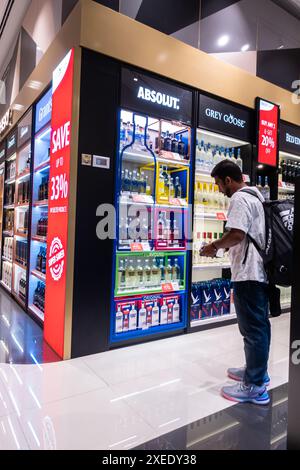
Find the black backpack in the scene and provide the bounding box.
[242,189,294,287]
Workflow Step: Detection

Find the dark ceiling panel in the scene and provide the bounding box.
[257,48,300,92]
[201,0,241,19]
[135,0,200,35]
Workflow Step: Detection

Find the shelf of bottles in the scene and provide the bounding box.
[28,124,51,322]
[11,141,31,306]
[278,151,299,201]
[1,150,16,293]
[0,162,5,289]
[112,110,191,341]
[191,129,250,326]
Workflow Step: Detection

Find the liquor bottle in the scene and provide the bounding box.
[177,136,185,157]
[152,301,160,326]
[171,134,178,153]
[160,299,168,324]
[173,298,180,322]
[202,183,209,211]
[129,304,137,331]
[257,176,263,195]
[198,140,206,170]
[169,177,175,199]
[165,258,173,281]
[264,176,270,200]
[206,144,213,172]
[123,169,130,193]
[175,176,182,199]
[144,259,152,287]
[213,147,220,167]
[145,175,151,196]
[158,168,166,199]
[200,232,207,264]
[118,259,126,290]
[164,131,172,152]
[159,258,165,282]
[167,301,174,324]
[138,302,147,329]
[157,211,165,240]
[172,258,180,283]
[131,170,138,194]
[136,259,144,287]
[236,149,243,171]
[280,160,286,183]
[36,247,43,272]
[151,258,160,287]
[126,259,136,289]
[42,248,46,274]
[115,306,123,333]
[140,171,146,194]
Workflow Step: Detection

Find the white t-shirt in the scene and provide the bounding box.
[225,186,267,283]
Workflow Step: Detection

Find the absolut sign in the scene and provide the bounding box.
[137,87,180,110]
[280,121,300,156]
[121,68,192,125]
[199,95,252,141]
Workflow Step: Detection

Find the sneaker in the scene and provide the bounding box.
[221,382,270,405]
[227,367,270,386]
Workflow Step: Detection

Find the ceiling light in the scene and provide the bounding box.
[12,104,24,111]
[217,35,230,47]
[241,44,250,52]
[27,80,43,90]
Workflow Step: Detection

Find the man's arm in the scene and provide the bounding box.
[200,229,246,258]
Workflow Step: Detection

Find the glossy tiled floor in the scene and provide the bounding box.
[0,288,290,450]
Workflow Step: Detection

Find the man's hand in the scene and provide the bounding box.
[200,243,217,258]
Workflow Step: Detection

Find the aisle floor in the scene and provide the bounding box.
[0,288,290,450]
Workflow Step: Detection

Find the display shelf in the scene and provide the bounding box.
[122,150,154,164]
[13,260,27,270]
[4,177,15,185]
[194,211,227,221]
[156,202,189,209]
[15,203,29,208]
[115,284,185,298]
[195,171,213,180]
[119,197,154,206]
[3,230,14,236]
[281,303,291,310]
[34,159,50,172]
[4,204,14,210]
[193,263,230,270]
[15,231,28,238]
[191,313,236,327]
[157,156,189,167]
[278,185,294,193]
[33,200,48,207]
[279,151,300,161]
[29,304,44,322]
[32,235,47,243]
[2,256,12,263]
[31,270,46,282]
[16,169,30,181]
[0,280,11,293]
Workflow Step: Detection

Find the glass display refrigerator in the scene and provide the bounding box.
[190,94,254,329]
[1,128,17,293]
[110,68,194,345]
[28,88,52,323]
[12,110,32,308]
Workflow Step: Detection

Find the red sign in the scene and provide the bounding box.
[130,243,143,252]
[216,212,226,220]
[44,49,74,359]
[257,99,279,167]
[162,283,173,293]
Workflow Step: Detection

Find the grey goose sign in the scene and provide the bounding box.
[199,94,252,142]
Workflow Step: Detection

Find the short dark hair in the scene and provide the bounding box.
[211,160,243,183]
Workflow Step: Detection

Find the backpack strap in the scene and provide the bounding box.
[239,188,264,264]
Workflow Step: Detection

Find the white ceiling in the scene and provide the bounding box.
[0,0,31,78]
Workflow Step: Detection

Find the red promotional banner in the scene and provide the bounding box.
[257,99,279,167]
[44,49,74,358]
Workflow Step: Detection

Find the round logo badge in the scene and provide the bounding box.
[48,237,65,281]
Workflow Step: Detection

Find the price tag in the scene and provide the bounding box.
[169,198,181,206]
[216,212,226,220]
[130,243,143,252]
[171,281,179,291]
[178,198,188,207]
[132,194,154,204]
[162,283,174,293]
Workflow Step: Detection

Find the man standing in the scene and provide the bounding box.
[201,160,270,405]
